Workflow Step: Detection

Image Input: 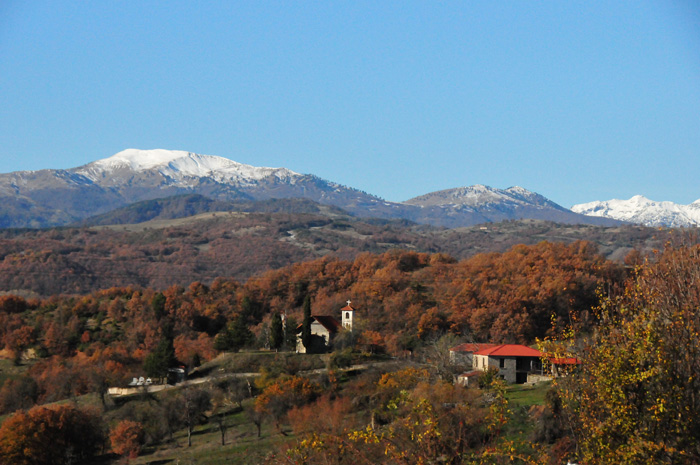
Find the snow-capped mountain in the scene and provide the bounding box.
[405,185,561,209]
[572,195,700,227]
[0,148,621,229]
[402,185,617,227]
[77,149,300,187]
[0,149,387,228]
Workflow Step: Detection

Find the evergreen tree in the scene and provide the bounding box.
[230,313,253,351]
[285,316,298,351]
[301,295,312,351]
[240,295,263,323]
[151,292,166,320]
[144,335,177,379]
[270,313,284,351]
[213,326,235,352]
[214,314,253,353]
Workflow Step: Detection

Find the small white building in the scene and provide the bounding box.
[456,370,480,387]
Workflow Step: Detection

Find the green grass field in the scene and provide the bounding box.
[505,380,551,408]
[129,401,295,465]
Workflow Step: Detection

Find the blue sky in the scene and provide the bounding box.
[1,1,698,208]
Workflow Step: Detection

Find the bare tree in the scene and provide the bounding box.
[420,332,462,383]
[246,405,264,438]
[180,387,212,447]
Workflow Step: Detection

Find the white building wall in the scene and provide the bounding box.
[296,321,332,353]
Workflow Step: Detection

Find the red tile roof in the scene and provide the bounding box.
[311,315,342,333]
[474,344,542,357]
[450,343,499,353]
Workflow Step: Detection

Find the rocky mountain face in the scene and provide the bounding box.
[572,195,700,227]
[1,148,620,228]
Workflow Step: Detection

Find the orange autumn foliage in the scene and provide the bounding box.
[0,405,105,465]
[110,420,145,458]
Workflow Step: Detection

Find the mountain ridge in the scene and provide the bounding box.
[1,148,620,229]
[572,195,700,227]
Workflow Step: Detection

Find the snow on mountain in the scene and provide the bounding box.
[77,148,301,186]
[398,184,621,227]
[0,148,624,229]
[572,195,700,227]
[404,185,563,209]
[0,148,397,227]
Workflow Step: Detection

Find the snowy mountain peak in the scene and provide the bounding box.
[505,186,531,195]
[403,184,559,209]
[93,149,198,171]
[572,196,700,227]
[77,148,301,184]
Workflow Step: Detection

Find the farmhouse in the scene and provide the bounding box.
[473,344,543,384]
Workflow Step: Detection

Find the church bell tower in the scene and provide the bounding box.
[341,300,354,331]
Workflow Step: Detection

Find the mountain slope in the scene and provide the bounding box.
[80,195,350,226]
[572,195,700,227]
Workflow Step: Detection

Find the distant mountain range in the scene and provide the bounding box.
[0,148,644,229]
[572,196,700,227]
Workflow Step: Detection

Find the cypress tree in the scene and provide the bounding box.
[301,295,312,351]
[270,313,284,351]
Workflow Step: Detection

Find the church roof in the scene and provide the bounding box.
[312,315,342,332]
[296,315,342,333]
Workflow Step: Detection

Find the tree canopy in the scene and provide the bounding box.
[556,244,700,464]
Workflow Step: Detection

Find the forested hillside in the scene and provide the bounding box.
[0,242,620,404]
[0,207,675,296]
[1,241,698,463]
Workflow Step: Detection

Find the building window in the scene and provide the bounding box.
[499,358,505,368]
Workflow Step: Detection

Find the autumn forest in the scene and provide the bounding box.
[0,214,698,464]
